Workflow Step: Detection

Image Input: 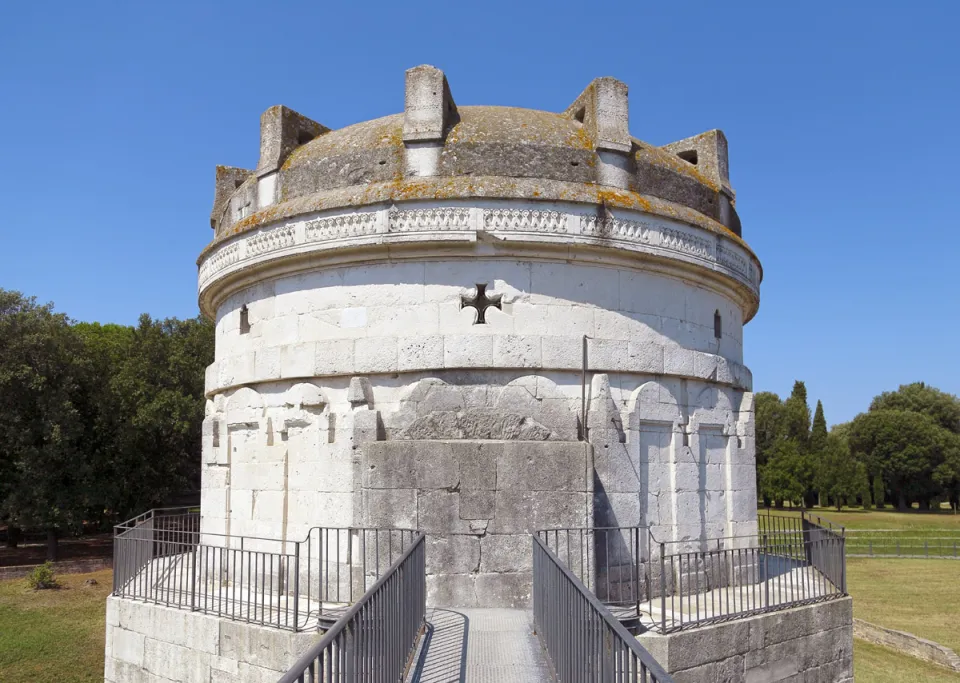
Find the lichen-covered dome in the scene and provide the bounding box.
[199,66,761,325]
[206,68,744,250]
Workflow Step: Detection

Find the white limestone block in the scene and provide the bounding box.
[530,262,619,310]
[627,342,665,374]
[730,490,759,522]
[423,261,531,303]
[315,339,355,375]
[111,628,145,666]
[510,301,549,335]
[594,309,664,343]
[280,343,316,379]
[143,637,211,683]
[299,309,346,340]
[494,335,542,368]
[366,304,440,337]
[587,338,628,370]
[251,490,286,522]
[438,300,510,333]
[398,335,444,370]
[355,336,399,373]
[260,314,300,347]
[443,335,494,368]
[663,346,695,376]
[231,463,285,491]
[730,464,756,491]
[541,335,581,369]
[205,362,218,394]
[545,304,594,337]
[219,353,255,387]
[254,347,281,380]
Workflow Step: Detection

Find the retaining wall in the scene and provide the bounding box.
[637,597,853,683]
[854,618,960,672]
[104,597,318,683]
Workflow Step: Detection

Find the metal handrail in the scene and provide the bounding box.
[278,532,427,683]
[538,517,849,634]
[533,535,673,683]
[112,508,419,632]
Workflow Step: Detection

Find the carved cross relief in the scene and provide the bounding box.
[460,283,502,324]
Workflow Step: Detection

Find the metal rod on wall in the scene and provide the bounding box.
[581,335,590,441]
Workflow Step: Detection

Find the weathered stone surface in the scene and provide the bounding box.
[496,441,589,491]
[105,600,317,683]
[401,408,553,441]
[480,534,533,573]
[459,490,495,519]
[427,534,481,575]
[637,599,854,683]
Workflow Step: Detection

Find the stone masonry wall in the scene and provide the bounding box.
[360,440,592,608]
[637,598,854,683]
[104,597,317,683]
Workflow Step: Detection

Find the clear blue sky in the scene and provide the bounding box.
[1,1,957,425]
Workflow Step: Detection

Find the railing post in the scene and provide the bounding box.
[762,533,769,609]
[840,537,847,593]
[191,542,197,611]
[293,541,301,632]
[659,542,666,633]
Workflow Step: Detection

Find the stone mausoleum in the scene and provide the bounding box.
[197,64,759,605]
[105,66,853,683]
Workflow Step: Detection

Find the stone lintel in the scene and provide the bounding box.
[563,77,632,154]
[402,65,459,143]
[210,166,252,229]
[256,105,330,178]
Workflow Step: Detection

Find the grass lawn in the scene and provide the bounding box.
[847,558,960,653]
[855,639,960,682]
[760,505,960,531]
[0,568,111,683]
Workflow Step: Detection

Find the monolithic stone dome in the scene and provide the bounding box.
[202,67,757,316]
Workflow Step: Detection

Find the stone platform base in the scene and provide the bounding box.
[636,598,853,683]
[104,597,319,683]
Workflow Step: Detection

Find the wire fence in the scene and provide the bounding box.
[112,508,418,632]
[758,508,960,559]
[844,531,960,558]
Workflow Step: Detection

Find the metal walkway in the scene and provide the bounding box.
[407,608,553,683]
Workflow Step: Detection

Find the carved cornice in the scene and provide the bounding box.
[197,201,761,319]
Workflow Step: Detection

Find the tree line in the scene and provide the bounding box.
[0,289,213,558]
[757,381,960,511]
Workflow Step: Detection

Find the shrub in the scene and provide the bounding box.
[27,561,59,590]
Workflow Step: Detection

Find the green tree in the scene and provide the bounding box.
[73,322,135,526]
[782,381,811,449]
[754,392,784,468]
[870,382,960,434]
[103,315,213,517]
[814,433,866,511]
[848,409,949,510]
[0,290,88,559]
[933,431,960,511]
[810,400,828,453]
[759,440,806,507]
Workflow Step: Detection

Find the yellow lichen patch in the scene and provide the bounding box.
[281,114,405,171]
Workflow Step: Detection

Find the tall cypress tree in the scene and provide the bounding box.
[783,381,812,450]
[811,400,828,453]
